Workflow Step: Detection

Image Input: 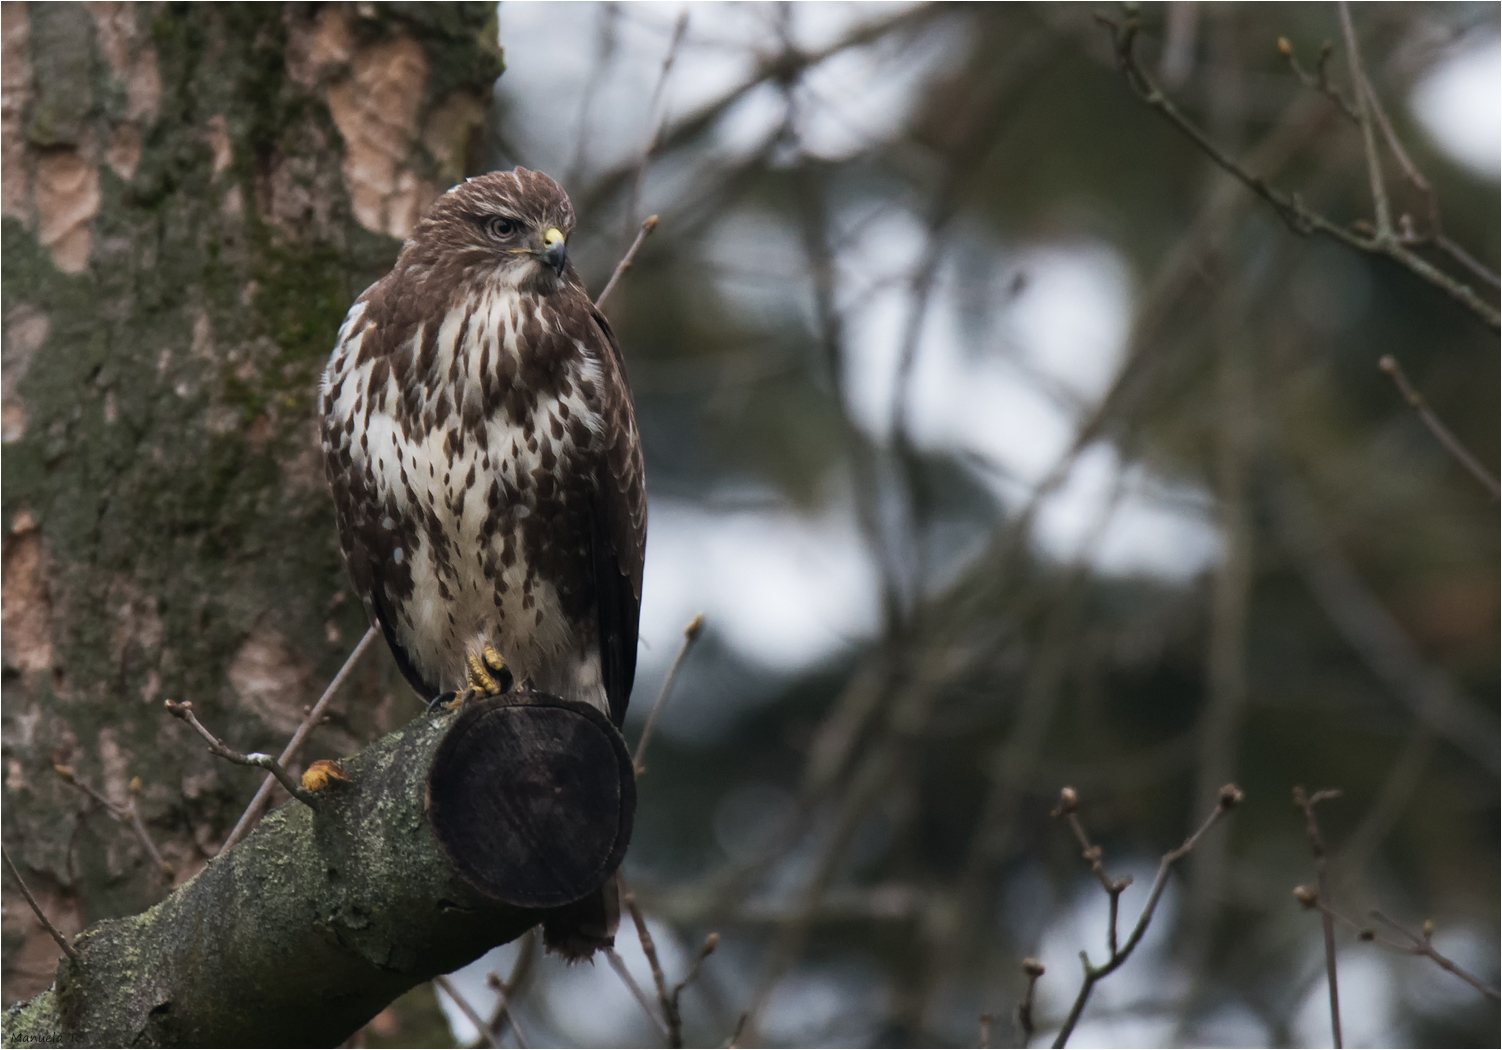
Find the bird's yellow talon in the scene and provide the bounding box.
[466,653,499,694]
[466,649,513,696]
[483,646,508,676]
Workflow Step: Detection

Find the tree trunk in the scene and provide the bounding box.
[1,0,502,1020]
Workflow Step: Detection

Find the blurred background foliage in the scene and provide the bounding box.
[472,3,1498,1047]
[2,2,1497,1047]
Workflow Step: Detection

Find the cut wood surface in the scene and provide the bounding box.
[430,693,636,909]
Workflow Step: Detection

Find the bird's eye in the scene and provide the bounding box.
[487,217,517,239]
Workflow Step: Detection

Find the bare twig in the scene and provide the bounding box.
[728,1012,749,1048]
[574,3,943,223]
[633,613,705,774]
[1094,11,1499,329]
[622,886,679,1044]
[566,3,620,189]
[616,881,718,1046]
[604,946,670,1038]
[1,845,76,960]
[433,974,499,1049]
[1053,788,1132,957]
[594,215,659,311]
[1378,355,1499,499]
[483,973,531,1049]
[1293,893,1500,1003]
[1294,786,1343,1049]
[1050,783,1243,1048]
[486,927,536,1048]
[979,1012,996,1049]
[1433,233,1502,292]
[1313,31,1500,291]
[1362,72,1436,236]
[223,625,377,852]
[54,765,175,880]
[165,700,319,807]
[1015,957,1044,1048]
[628,10,690,230]
[665,932,719,1047]
[1369,910,1501,1001]
[1278,37,1359,121]
[1337,2,1390,238]
[124,790,173,880]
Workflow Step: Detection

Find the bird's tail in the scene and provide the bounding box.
[541,874,620,962]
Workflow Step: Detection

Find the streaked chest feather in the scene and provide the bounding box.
[320,287,608,699]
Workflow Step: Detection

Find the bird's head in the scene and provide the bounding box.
[404,168,578,295]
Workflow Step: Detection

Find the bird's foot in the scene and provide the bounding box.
[426,691,462,713]
[465,646,514,697]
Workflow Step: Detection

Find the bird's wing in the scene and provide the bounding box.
[587,307,646,728]
[322,297,438,701]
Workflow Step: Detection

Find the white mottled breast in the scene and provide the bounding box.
[320,285,611,713]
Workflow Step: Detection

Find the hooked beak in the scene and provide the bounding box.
[540,226,567,277]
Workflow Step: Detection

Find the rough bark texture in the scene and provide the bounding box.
[1,0,502,1017]
[2,692,635,1047]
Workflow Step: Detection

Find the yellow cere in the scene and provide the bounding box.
[543,227,565,247]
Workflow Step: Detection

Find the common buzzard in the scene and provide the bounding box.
[319,168,646,958]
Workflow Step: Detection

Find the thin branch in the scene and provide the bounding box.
[1294,786,1343,1049]
[633,613,705,774]
[1337,2,1390,238]
[1363,75,1436,234]
[223,625,377,852]
[623,886,680,1045]
[1015,958,1044,1048]
[628,9,690,230]
[594,215,659,311]
[165,700,319,807]
[486,927,536,1048]
[1433,233,1501,291]
[53,764,121,814]
[573,2,944,222]
[1094,12,1499,330]
[433,974,498,1050]
[1378,355,1499,500]
[1054,788,1133,951]
[1296,891,1398,947]
[1278,37,1359,121]
[2,845,77,960]
[1050,784,1243,1048]
[483,972,531,1049]
[792,162,907,649]
[54,765,175,880]
[1293,893,1500,1003]
[566,2,620,189]
[1369,910,1501,1001]
[125,793,174,881]
[604,946,670,1039]
[1330,34,1500,290]
[668,932,719,1023]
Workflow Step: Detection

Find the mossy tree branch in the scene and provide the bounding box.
[3,693,635,1048]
